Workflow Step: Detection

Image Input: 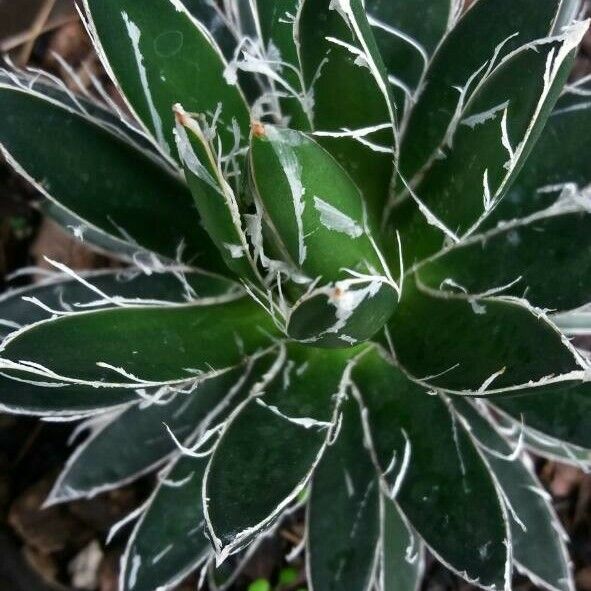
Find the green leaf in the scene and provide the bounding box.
[41,201,157,262]
[417,209,591,311]
[453,398,574,591]
[394,20,586,265]
[399,0,579,182]
[352,350,510,589]
[0,270,239,416]
[253,0,312,128]
[367,0,451,114]
[250,125,386,279]
[203,344,359,559]
[47,366,248,505]
[487,101,591,226]
[0,83,224,267]
[84,0,250,159]
[297,0,396,216]
[287,281,397,348]
[307,397,380,591]
[0,269,236,339]
[121,455,210,591]
[0,375,135,417]
[119,351,276,591]
[0,69,161,157]
[385,278,583,394]
[494,382,591,450]
[381,498,424,591]
[175,107,261,282]
[0,298,277,387]
[250,124,398,345]
[494,411,591,471]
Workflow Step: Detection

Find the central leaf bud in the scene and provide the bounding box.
[249,123,399,347]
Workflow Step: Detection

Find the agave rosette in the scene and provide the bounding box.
[1,0,591,589]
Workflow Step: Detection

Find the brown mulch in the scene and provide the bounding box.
[0,2,590,590]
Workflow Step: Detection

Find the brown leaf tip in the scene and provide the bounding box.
[251,120,266,138]
[173,103,189,126]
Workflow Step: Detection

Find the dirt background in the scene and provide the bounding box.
[0,1,590,590]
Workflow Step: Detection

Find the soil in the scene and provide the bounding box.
[0,2,590,590]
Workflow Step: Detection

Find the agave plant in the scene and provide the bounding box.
[1,0,591,589]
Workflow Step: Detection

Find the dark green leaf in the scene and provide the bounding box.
[41,200,158,262]
[287,281,397,348]
[84,0,250,158]
[298,0,396,216]
[0,269,236,339]
[0,69,160,157]
[399,0,579,182]
[494,410,591,470]
[487,101,591,226]
[394,21,585,265]
[381,498,424,591]
[385,278,583,393]
[254,0,311,128]
[250,124,398,345]
[494,382,591,450]
[47,366,248,504]
[0,375,135,417]
[453,398,573,591]
[367,0,450,114]
[308,397,380,591]
[0,83,224,266]
[121,455,210,591]
[250,125,388,279]
[353,350,510,589]
[119,351,277,591]
[417,209,591,311]
[203,344,359,559]
[0,298,277,387]
[175,108,261,282]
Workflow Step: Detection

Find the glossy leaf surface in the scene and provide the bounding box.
[453,399,573,591]
[48,367,245,504]
[399,0,578,181]
[0,269,236,339]
[495,382,591,450]
[494,410,591,470]
[486,100,591,226]
[381,498,424,591]
[353,350,509,589]
[0,299,276,386]
[308,398,380,591]
[367,0,450,113]
[386,279,581,393]
[0,84,222,266]
[85,0,250,157]
[204,345,356,557]
[418,210,591,311]
[175,109,259,282]
[250,124,398,345]
[254,0,311,128]
[250,125,385,278]
[395,23,584,265]
[298,0,396,216]
[287,281,397,348]
[122,455,210,591]
[119,352,277,591]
